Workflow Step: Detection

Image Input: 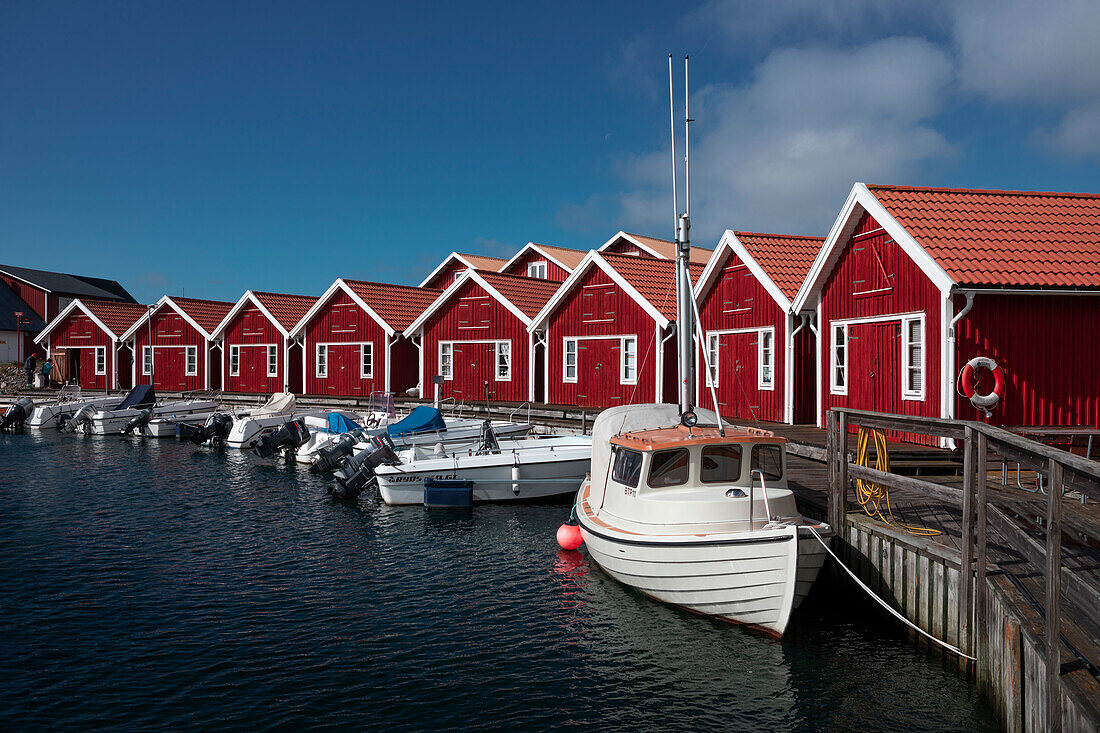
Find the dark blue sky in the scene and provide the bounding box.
[3,1,1098,303]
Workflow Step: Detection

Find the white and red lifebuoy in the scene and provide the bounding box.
[961,356,1005,412]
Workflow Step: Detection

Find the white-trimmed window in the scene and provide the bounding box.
[361,343,373,379]
[440,343,453,380]
[316,344,328,378]
[230,345,240,377]
[621,337,637,384]
[267,345,278,377]
[527,261,548,279]
[902,316,924,400]
[496,341,511,381]
[185,346,198,376]
[563,339,578,383]
[831,324,848,394]
[706,333,719,387]
[758,330,774,389]
[94,347,106,375]
[142,346,152,375]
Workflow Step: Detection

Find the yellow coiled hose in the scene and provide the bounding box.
[854,427,940,536]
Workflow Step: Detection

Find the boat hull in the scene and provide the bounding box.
[88,402,218,436]
[377,454,589,505]
[27,396,125,428]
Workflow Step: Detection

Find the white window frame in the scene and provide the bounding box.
[142,346,152,376]
[361,342,374,379]
[316,344,328,378]
[229,345,240,377]
[495,341,512,382]
[527,261,548,279]
[901,314,926,401]
[620,336,637,385]
[758,328,775,390]
[266,345,278,377]
[705,332,719,388]
[439,342,453,380]
[94,347,106,375]
[563,338,578,383]
[829,311,927,401]
[830,323,848,395]
[185,346,198,376]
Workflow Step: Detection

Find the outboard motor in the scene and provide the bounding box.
[63,404,96,433]
[250,418,310,458]
[0,397,34,432]
[121,408,154,435]
[310,429,368,473]
[178,413,234,447]
[330,434,399,500]
[476,419,500,455]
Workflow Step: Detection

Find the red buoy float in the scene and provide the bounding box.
[960,356,1005,415]
[556,523,583,550]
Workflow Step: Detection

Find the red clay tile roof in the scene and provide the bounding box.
[457,253,509,271]
[170,296,235,334]
[477,271,562,320]
[601,252,705,321]
[251,291,317,332]
[619,232,713,265]
[343,279,443,332]
[527,243,588,270]
[869,185,1100,288]
[734,232,825,301]
[81,299,148,338]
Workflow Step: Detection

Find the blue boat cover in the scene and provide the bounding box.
[327,412,361,434]
[387,406,446,437]
[118,385,156,410]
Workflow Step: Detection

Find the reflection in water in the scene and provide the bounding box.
[0,431,996,731]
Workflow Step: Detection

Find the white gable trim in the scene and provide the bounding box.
[528,251,670,333]
[120,295,215,341]
[498,242,577,275]
[693,230,793,313]
[417,252,493,289]
[597,230,672,260]
[289,279,395,338]
[403,270,531,338]
[35,298,119,344]
[791,182,956,313]
[212,291,294,340]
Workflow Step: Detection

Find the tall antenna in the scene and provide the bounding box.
[684,55,690,218]
[668,54,678,241]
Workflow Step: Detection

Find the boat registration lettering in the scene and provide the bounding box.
[623,486,636,497]
[389,474,459,483]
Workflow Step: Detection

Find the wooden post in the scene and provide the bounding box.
[837,411,849,536]
[826,410,838,531]
[960,425,975,671]
[975,430,989,689]
[1046,458,1063,733]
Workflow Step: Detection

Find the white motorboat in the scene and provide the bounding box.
[224,392,319,449]
[84,386,217,436]
[375,434,592,505]
[26,387,125,429]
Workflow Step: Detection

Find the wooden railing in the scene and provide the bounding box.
[825,408,1100,733]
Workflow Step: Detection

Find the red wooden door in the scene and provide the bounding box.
[851,321,902,413]
[155,346,186,389]
[240,346,265,393]
[79,348,97,389]
[327,345,362,395]
[576,338,619,408]
[717,332,759,419]
[452,342,495,401]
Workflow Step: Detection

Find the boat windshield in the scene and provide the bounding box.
[700,444,743,483]
[647,448,689,488]
[611,446,643,488]
[751,444,783,481]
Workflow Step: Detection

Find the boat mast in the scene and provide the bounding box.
[673,55,694,415]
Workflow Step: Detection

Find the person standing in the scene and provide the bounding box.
[24,352,37,387]
[41,357,54,386]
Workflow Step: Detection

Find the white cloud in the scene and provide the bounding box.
[1038,103,1100,157]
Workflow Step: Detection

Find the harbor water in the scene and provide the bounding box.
[1,431,997,731]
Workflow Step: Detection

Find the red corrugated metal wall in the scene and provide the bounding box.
[821,212,942,445]
[48,311,114,389]
[424,261,471,290]
[501,251,569,281]
[303,291,389,396]
[696,250,787,423]
[421,279,529,403]
[132,305,207,391]
[546,266,662,408]
[2,275,47,321]
[955,293,1100,428]
[222,305,285,394]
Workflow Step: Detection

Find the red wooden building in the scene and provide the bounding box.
[794,183,1100,445]
[122,296,234,391]
[694,231,823,424]
[213,291,316,394]
[34,298,147,389]
[405,270,561,403]
[419,252,509,290]
[530,250,703,409]
[497,242,587,282]
[598,230,713,265]
[291,279,441,397]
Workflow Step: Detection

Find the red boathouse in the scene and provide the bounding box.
[598,230,713,265]
[213,291,316,394]
[122,296,234,392]
[292,279,441,397]
[530,250,704,409]
[419,252,509,290]
[35,298,147,389]
[694,231,823,424]
[794,183,1100,445]
[405,270,561,403]
[497,242,587,282]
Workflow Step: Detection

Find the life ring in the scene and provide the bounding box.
[960,357,1005,410]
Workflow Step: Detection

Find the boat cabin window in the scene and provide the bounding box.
[700,445,742,483]
[611,446,643,488]
[751,444,783,482]
[647,448,689,488]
